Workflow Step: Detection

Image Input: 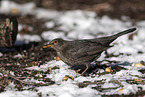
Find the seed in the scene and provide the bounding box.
[134,63,143,67]
[105,67,113,72]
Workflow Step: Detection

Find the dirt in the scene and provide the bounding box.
[0,0,145,96]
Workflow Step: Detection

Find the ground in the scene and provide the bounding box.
[0,0,145,97]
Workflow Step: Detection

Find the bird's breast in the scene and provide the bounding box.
[57,51,73,66]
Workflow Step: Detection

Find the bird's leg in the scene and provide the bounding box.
[80,64,89,76]
[76,69,81,74]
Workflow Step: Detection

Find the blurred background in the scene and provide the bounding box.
[0,0,144,42]
[0,0,144,60]
[0,0,144,54]
[1,0,145,20]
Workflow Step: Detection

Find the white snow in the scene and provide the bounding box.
[0,90,37,97]
[17,34,41,43]
[0,83,37,97]
[41,31,66,40]
[13,54,22,59]
[0,1,35,15]
[0,52,3,57]
[0,1,145,97]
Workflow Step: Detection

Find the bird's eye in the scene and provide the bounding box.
[53,40,58,44]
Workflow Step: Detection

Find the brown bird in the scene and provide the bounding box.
[43,28,136,75]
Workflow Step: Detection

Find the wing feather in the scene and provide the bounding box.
[62,40,109,60]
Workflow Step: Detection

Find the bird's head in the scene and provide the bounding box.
[43,38,65,51]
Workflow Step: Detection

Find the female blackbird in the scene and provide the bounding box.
[43,28,136,75]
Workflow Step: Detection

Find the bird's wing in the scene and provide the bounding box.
[62,40,110,60]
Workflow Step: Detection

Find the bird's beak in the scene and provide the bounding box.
[43,44,52,48]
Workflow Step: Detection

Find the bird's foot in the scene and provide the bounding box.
[76,69,81,74]
[80,66,88,76]
[71,65,90,76]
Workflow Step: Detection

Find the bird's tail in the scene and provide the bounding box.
[96,27,136,46]
[112,27,136,38]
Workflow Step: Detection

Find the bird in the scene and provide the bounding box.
[43,28,136,75]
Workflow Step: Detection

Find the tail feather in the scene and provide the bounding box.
[95,27,136,46]
[112,27,136,38]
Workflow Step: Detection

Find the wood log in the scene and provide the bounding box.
[0,15,18,47]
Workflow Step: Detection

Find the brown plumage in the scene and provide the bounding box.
[43,28,136,75]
